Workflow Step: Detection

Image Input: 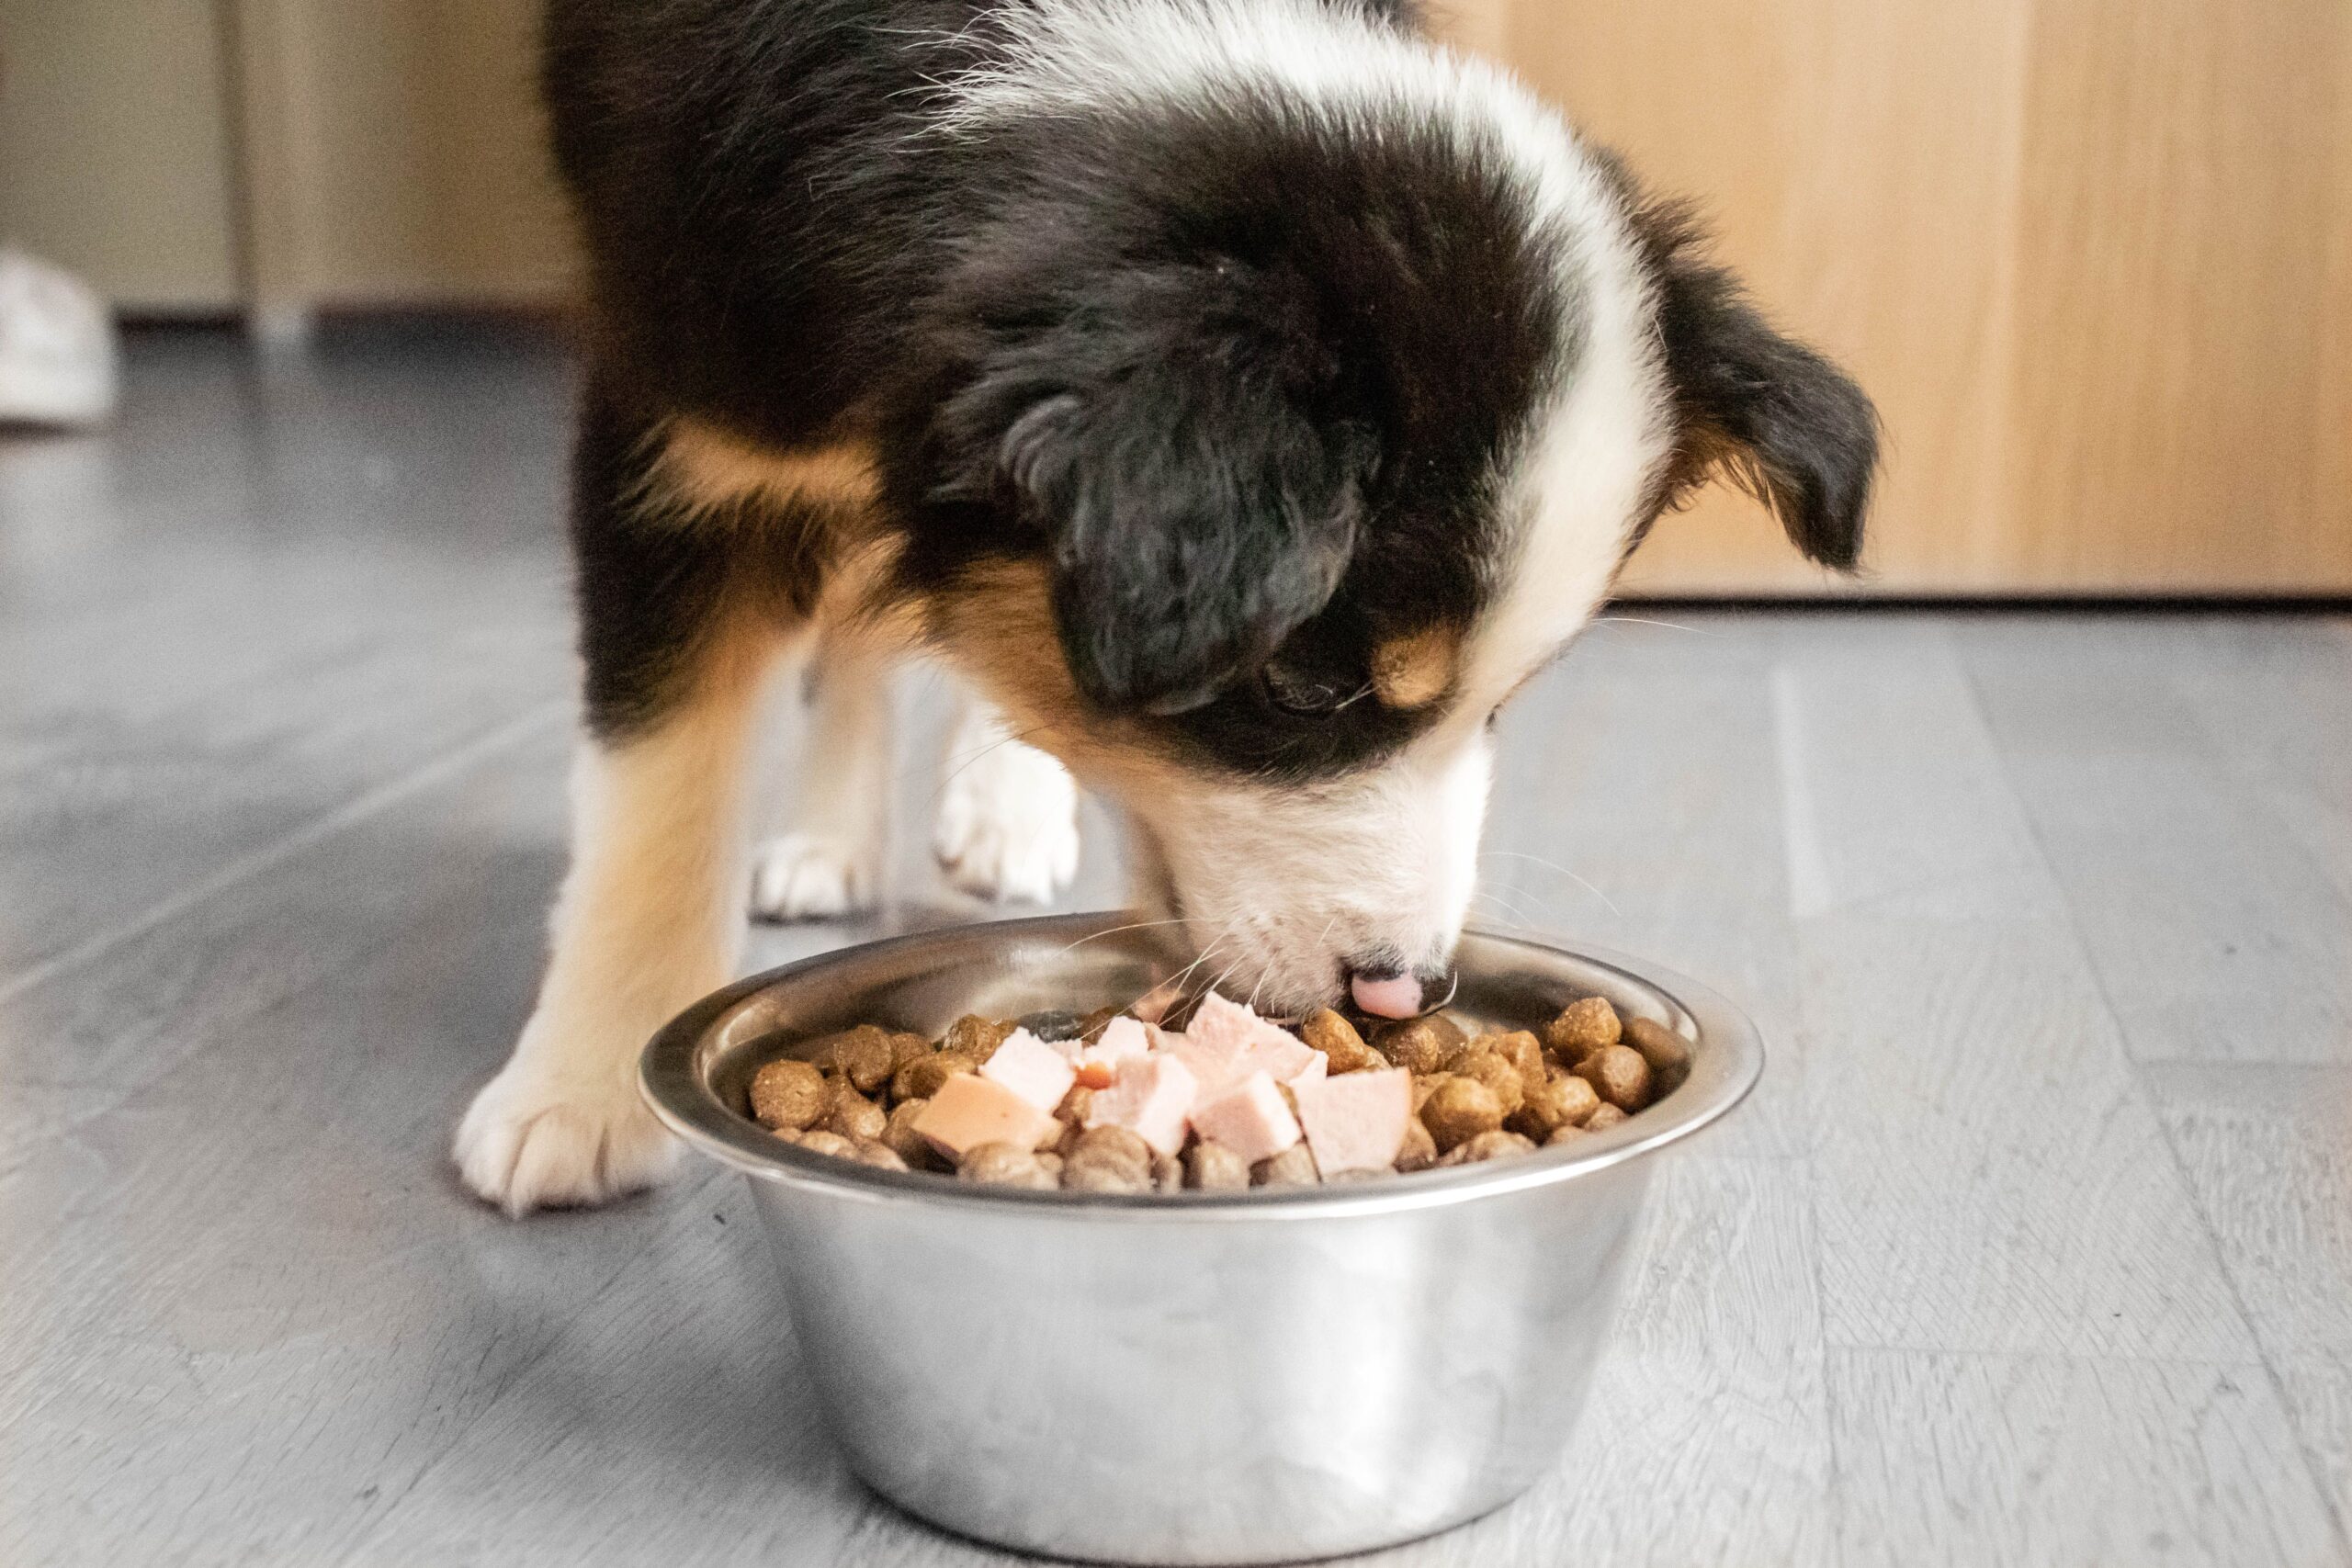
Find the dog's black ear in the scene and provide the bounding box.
[943,265,1375,714]
[1645,210,1879,568]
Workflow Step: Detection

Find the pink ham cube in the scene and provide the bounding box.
[1291,1067,1412,1175]
[1083,1053,1198,1156]
[1073,1015,1153,1089]
[978,1027,1078,1113]
[1287,1051,1329,1089]
[913,1073,1061,1162]
[1170,994,1319,1092]
[1188,1069,1301,1166]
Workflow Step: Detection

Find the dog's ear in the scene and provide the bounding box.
[938,265,1375,715]
[1644,209,1880,568]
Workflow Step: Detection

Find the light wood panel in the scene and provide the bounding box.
[0,0,243,312]
[228,0,579,315]
[1475,0,2352,594]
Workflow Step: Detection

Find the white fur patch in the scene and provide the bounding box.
[934,699,1083,904]
[751,636,896,919]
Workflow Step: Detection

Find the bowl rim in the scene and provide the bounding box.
[639,912,1763,1220]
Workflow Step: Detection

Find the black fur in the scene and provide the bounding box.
[543,0,1871,773]
[1623,196,1879,568]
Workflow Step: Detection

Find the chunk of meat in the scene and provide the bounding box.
[913,1073,1062,1163]
[1082,1053,1198,1156]
[1187,1070,1302,1165]
[978,1027,1078,1113]
[1291,1066,1412,1175]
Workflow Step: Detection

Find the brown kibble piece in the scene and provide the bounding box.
[893,1048,979,1103]
[1374,1013,1466,1075]
[1583,1103,1628,1132]
[808,1024,898,1093]
[1152,1149,1184,1192]
[887,1031,935,1072]
[1069,1124,1153,1175]
[1544,995,1622,1059]
[1544,1122,1586,1147]
[851,1138,909,1170]
[1409,1073,1451,1113]
[1300,1010,1382,1074]
[1512,1066,1602,1139]
[882,1099,944,1169]
[1419,1075,1505,1153]
[749,1058,829,1132]
[1078,1005,1123,1044]
[796,1130,857,1159]
[1436,1129,1537,1167]
[1572,1044,1653,1111]
[958,1141,1058,1189]
[1185,1141,1252,1190]
[1063,1148,1154,1193]
[1036,1151,1065,1181]
[1252,1143,1321,1188]
[1480,1030,1548,1094]
[1055,1084,1094,1124]
[823,1080,888,1143]
[942,1014,1019,1058]
[1453,1049,1526,1119]
[1393,1119,1438,1172]
[1623,1016,1692,1091]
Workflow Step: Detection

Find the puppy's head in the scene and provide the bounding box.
[895,38,1876,1013]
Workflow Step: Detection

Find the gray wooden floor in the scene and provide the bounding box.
[4,324,2349,1567]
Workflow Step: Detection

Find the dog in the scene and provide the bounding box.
[456,0,1877,1213]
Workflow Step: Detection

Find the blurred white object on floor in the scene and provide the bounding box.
[0,248,119,428]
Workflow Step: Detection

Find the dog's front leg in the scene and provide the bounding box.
[748,630,894,919]
[933,696,1080,905]
[457,398,787,1215]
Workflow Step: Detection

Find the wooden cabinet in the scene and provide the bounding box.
[1454,0,2352,594]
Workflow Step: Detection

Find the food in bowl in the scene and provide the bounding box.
[744,988,1692,1190]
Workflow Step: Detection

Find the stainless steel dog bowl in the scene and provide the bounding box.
[641,913,1761,1565]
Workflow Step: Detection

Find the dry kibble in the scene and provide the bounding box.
[893,1048,979,1104]
[1481,1030,1547,1094]
[824,1081,889,1143]
[1063,1149,1154,1193]
[1300,1009,1381,1074]
[1544,995,1622,1059]
[796,1129,857,1159]
[1512,1066,1602,1140]
[883,1099,941,1169]
[808,1024,898,1094]
[887,1031,935,1073]
[1185,1141,1252,1190]
[1419,1075,1506,1153]
[1453,1049,1526,1120]
[1571,1044,1654,1111]
[943,1013,1019,1058]
[1374,1013,1465,1075]
[749,1057,829,1132]
[755,984,1673,1191]
[1436,1128,1537,1167]
[1623,1016,1692,1092]
[850,1137,909,1170]
[958,1141,1058,1189]
[1252,1143,1322,1188]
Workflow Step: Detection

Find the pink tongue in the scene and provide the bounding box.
[1350,973,1423,1019]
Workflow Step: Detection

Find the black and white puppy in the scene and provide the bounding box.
[457,0,1877,1213]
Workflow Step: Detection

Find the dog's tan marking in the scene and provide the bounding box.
[651,417,878,525]
[1371,625,1459,710]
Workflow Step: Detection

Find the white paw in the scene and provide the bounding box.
[454,1059,679,1217]
[933,740,1080,904]
[749,829,881,921]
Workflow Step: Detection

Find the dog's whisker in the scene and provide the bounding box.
[1054,916,1196,958]
[1591,615,1723,637]
[1479,850,1622,918]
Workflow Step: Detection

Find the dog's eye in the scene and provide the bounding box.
[1261,660,1363,717]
